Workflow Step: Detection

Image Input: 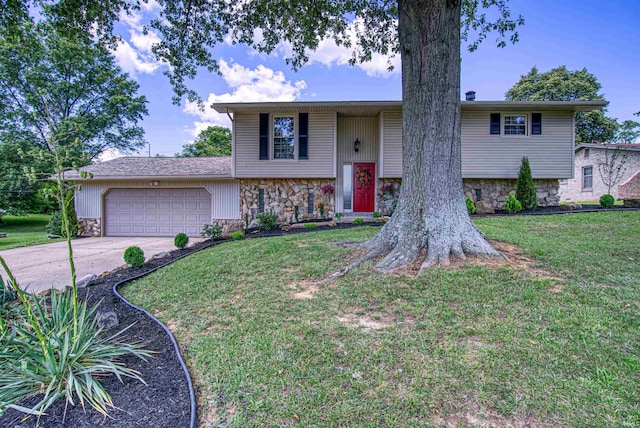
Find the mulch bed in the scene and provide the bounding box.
[0,241,219,428]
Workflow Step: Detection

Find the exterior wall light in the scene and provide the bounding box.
[354,138,361,153]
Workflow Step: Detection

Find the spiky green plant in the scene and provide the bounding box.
[0,278,152,416]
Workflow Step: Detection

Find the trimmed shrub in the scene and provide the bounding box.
[352,217,364,224]
[504,192,523,214]
[256,212,278,230]
[466,197,476,214]
[174,233,189,249]
[317,203,325,218]
[231,231,244,240]
[124,246,145,268]
[304,223,317,229]
[201,223,223,239]
[599,194,615,208]
[372,211,383,218]
[516,156,538,210]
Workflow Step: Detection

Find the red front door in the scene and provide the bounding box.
[353,163,375,212]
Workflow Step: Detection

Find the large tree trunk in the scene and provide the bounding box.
[361,0,499,272]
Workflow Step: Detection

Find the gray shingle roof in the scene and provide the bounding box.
[63,157,232,180]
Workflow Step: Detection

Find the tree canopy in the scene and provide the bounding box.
[0,0,523,270]
[176,126,232,157]
[0,21,148,213]
[505,66,617,144]
[614,120,640,144]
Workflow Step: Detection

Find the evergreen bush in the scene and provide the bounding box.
[174,233,189,249]
[599,194,615,208]
[124,246,145,268]
[465,197,476,214]
[256,212,278,230]
[201,223,223,239]
[504,192,523,213]
[516,156,538,210]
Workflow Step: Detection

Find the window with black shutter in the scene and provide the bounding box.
[259,113,269,160]
[299,113,308,160]
[490,113,501,135]
[532,113,542,135]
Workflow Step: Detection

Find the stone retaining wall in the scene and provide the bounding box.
[240,179,335,224]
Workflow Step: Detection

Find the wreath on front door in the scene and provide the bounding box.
[356,167,372,187]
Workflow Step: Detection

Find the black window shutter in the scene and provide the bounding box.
[490,113,501,135]
[532,113,542,135]
[299,113,309,160]
[259,113,269,160]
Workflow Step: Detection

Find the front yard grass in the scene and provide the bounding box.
[0,214,59,251]
[122,212,640,427]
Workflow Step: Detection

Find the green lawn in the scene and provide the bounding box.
[0,214,60,251]
[122,212,640,427]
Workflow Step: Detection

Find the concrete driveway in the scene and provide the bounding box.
[0,237,203,294]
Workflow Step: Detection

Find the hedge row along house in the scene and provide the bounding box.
[65,99,606,237]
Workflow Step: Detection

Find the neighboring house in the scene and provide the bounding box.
[559,143,640,202]
[68,100,605,237]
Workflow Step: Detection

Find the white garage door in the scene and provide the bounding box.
[104,188,211,237]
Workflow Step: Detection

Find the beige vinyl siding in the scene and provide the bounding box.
[380,110,574,179]
[335,116,379,212]
[461,111,574,178]
[234,112,335,178]
[75,179,240,221]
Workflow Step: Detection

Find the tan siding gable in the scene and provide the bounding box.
[234,112,335,178]
[380,110,574,179]
[461,111,574,179]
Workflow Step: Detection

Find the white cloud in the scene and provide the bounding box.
[113,39,161,75]
[227,20,400,78]
[97,148,125,162]
[183,59,307,136]
[112,6,164,76]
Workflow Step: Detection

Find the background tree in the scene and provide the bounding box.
[614,120,640,143]
[598,146,628,195]
[176,126,232,157]
[0,22,148,210]
[505,66,617,144]
[0,140,53,218]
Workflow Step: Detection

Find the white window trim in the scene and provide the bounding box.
[582,165,593,191]
[272,114,297,160]
[501,113,529,137]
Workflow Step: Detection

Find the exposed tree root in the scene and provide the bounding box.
[318,248,386,284]
[321,213,505,281]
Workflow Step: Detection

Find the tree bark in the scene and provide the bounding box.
[360,0,500,271]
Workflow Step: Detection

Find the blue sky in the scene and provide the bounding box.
[110,0,640,158]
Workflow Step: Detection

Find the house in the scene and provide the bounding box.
[559,143,640,202]
[68,100,606,237]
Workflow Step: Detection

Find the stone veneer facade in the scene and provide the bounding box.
[78,218,101,237]
[240,179,335,224]
[377,178,560,213]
